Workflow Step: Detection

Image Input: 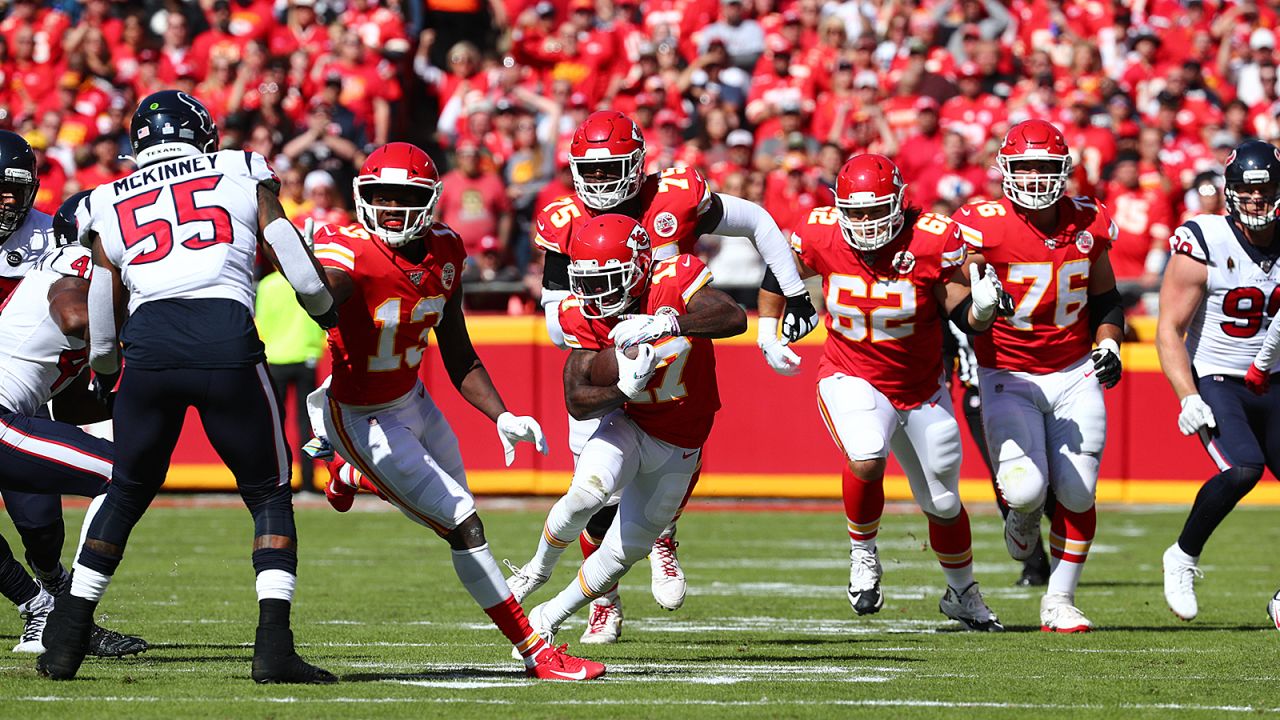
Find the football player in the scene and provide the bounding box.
[515,213,746,647]
[515,110,817,643]
[310,142,603,681]
[953,119,1124,633]
[0,191,147,658]
[1157,140,1280,624]
[39,91,336,683]
[759,154,1005,630]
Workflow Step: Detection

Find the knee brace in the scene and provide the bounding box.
[242,481,297,540]
[17,519,65,574]
[445,513,486,551]
[1217,465,1264,497]
[920,490,962,521]
[996,456,1047,512]
[251,547,298,576]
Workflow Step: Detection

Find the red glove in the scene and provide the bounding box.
[1245,364,1271,395]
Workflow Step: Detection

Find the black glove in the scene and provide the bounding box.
[1090,342,1122,389]
[781,292,819,343]
[310,306,340,330]
[90,370,119,411]
[996,289,1016,317]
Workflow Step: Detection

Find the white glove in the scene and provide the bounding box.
[609,314,679,349]
[969,263,1003,322]
[615,343,660,398]
[495,412,549,466]
[1177,394,1217,436]
[757,316,801,375]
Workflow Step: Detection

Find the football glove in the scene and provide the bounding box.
[609,313,679,349]
[781,292,819,343]
[496,411,549,466]
[616,343,660,398]
[302,436,334,461]
[309,304,340,330]
[90,370,119,409]
[759,338,802,376]
[1177,394,1217,436]
[1245,364,1271,395]
[1090,339,1122,389]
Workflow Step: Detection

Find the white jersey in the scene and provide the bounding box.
[1174,214,1280,377]
[0,209,55,300]
[0,244,91,415]
[80,150,276,314]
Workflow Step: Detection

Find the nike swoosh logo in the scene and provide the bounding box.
[1083,370,1095,378]
[683,450,699,459]
[1009,536,1028,551]
[548,667,588,680]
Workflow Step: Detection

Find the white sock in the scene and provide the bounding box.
[942,565,976,592]
[1169,542,1199,564]
[528,488,600,578]
[541,544,627,630]
[850,537,877,554]
[1047,556,1086,597]
[451,544,510,609]
[70,562,112,602]
[255,569,297,602]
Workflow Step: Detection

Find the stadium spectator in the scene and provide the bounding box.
[74,134,130,191]
[438,140,514,260]
[1103,151,1173,307]
[910,131,986,210]
[700,0,766,72]
[294,170,353,231]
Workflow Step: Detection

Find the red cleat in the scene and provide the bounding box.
[526,644,606,681]
[323,459,358,512]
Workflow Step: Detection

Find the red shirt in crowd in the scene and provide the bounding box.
[1104,181,1173,281]
[437,170,511,256]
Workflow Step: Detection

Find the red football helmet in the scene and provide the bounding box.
[353,142,440,247]
[997,120,1072,210]
[834,154,906,251]
[569,111,646,211]
[567,214,653,318]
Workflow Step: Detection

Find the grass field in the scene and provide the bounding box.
[1,496,1277,719]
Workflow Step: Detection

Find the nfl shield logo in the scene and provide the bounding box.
[409,270,424,285]
[892,250,916,274]
[441,263,456,290]
[1075,231,1094,254]
[654,212,678,238]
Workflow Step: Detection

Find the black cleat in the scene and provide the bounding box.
[1016,541,1051,587]
[88,625,149,658]
[35,596,96,680]
[848,583,885,616]
[251,626,337,685]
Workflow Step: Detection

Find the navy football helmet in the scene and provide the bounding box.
[52,190,91,248]
[130,90,218,167]
[1224,139,1280,229]
[0,130,39,237]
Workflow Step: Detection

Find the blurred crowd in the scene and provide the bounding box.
[2,0,1271,313]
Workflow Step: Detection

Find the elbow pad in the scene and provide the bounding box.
[264,217,332,315]
[1088,288,1125,333]
[948,295,978,334]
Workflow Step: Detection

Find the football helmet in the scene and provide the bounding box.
[997,119,1071,210]
[130,90,218,167]
[0,130,38,237]
[1224,139,1280,229]
[52,190,91,248]
[353,142,441,247]
[835,154,906,252]
[567,214,652,318]
[569,111,646,211]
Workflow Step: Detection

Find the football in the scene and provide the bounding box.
[589,345,640,386]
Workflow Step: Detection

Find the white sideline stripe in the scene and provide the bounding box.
[13,697,1280,712]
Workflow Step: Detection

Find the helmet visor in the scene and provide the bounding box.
[570,152,643,210]
[1000,155,1069,210]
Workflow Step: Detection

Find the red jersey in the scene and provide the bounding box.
[954,196,1117,374]
[559,254,719,448]
[533,167,712,261]
[313,222,467,406]
[793,208,966,409]
[1104,183,1173,281]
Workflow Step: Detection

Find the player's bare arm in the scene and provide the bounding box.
[48,275,90,340]
[563,347,629,421]
[434,288,508,422]
[1156,252,1210,401]
[1088,250,1124,348]
[756,255,815,376]
[255,183,338,328]
[668,285,747,340]
[322,267,355,307]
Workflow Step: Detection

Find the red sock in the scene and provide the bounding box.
[1049,505,1096,564]
[484,595,549,660]
[843,466,883,544]
[928,507,974,568]
[579,530,602,559]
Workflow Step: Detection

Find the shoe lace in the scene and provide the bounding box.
[20,606,49,643]
[1175,564,1204,592]
[541,643,579,670]
[586,603,612,632]
[653,537,680,578]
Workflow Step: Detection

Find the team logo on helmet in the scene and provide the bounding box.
[441,262,456,290]
[654,211,678,238]
[1075,230,1094,254]
[892,250,916,274]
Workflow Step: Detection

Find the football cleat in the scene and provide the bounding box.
[1162,543,1203,621]
[13,591,53,653]
[847,547,884,616]
[1266,589,1280,631]
[512,602,559,660]
[1004,506,1043,561]
[579,598,623,645]
[1016,541,1051,587]
[939,582,1004,632]
[649,536,686,611]
[526,643,606,681]
[302,436,334,461]
[1040,592,1093,633]
[324,475,357,513]
[88,625,149,658]
[251,626,337,684]
[504,560,550,605]
[34,595,96,680]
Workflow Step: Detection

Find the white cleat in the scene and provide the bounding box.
[504,560,549,605]
[649,536,686,611]
[12,590,52,653]
[1040,592,1093,633]
[847,547,884,616]
[512,602,559,660]
[1266,589,1280,631]
[579,598,623,645]
[1162,544,1202,621]
[1004,506,1043,561]
[939,582,1004,632]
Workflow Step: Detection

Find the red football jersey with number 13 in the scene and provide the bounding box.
[954,196,1117,374]
[793,208,966,410]
[558,254,720,449]
[313,222,467,405]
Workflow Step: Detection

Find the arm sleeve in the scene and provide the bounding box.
[541,288,571,350]
[263,217,333,315]
[712,192,806,296]
[88,265,121,374]
[1258,316,1280,372]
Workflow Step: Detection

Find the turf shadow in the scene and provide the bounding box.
[343,668,520,682]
